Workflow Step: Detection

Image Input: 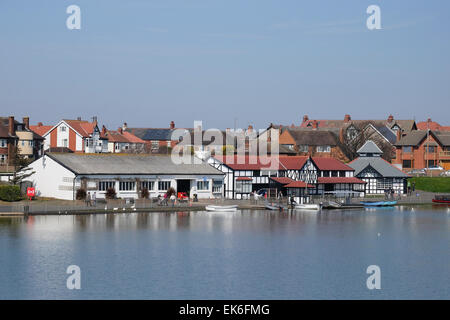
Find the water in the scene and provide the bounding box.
[0,206,449,299]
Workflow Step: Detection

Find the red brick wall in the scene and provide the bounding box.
[50,129,57,148]
[69,129,76,151]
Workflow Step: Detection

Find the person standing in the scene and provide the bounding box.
[412,182,416,193]
[92,192,97,206]
[86,192,91,207]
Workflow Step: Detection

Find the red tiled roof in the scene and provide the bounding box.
[269,177,295,185]
[318,177,366,184]
[64,120,95,137]
[236,177,252,181]
[285,181,315,188]
[122,131,145,143]
[312,157,354,171]
[30,125,53,137]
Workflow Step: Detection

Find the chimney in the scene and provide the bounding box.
[37,122,43,127]
[77,117,82,121]
[387,114,394,123]
[427,118,432,123]
[8,116,15,136]
[396,128,402,142]
[23,117,30,130]
[118,127,123,134]
[92,116,97,123]
[102,125,107,135]
[247,124,253,132]
[344,114,351,122]
[170,121,175,129]
[339,127,344,143]
[312,120,318,129]
[122,122,128,131]
[303,115,309,123]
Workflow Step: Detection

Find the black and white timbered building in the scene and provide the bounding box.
[208,155,366,199]
[348,140,409,194]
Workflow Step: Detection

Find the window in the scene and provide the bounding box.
[62,139,68,147]
[115,144,120,151]
[212,180,222,193]
[158,181,171,190]
[60,126,66,132]
[0,139,6,148]
[197,180,210,191]
[402,160,412,169]
[235,180,251,193]
[151,141,159,150]
[119,181,136,191]
[141,181,155,191]
[322,170,330,177]
[403,146,412,153]
[21,141,25,146]
[99,181,115,191]
[377,178,393,190]
[0,154,6,163]
[253,170,260,177]
[427,160,437,167]
[298,145,308,152]
[331,171,338,177]
[28,140,34,147]
[316,145,331,153]
[427,146,436,153]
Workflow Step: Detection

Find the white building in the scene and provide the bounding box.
[25,153,224,200]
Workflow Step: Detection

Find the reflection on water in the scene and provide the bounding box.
[0,206,448,299]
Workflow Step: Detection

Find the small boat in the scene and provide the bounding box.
[265,203,285,211]
[360,200,397,207]
[294,204,321,210]
[432,195,450,204]
[205,205,238,212]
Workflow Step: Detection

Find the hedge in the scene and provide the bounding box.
[0,185,22,202]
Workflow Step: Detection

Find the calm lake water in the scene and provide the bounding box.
[0,206,449,300]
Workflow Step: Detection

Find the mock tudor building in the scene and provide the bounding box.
[208,155,365,199]
[348,141,409,194]
[25,153,224,200]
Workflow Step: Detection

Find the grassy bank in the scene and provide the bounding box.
[410,177,450,193]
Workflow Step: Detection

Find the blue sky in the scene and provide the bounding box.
[0,0,449,130]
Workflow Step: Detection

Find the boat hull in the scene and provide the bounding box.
[205,205,238,212]
[294,204,320,210]
[360,201,397,207]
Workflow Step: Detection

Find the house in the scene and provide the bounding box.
[393,130,450,171]
[208,155,365,199]
[348,141,409,194]
[30,117,108,153]
[416,118,450,131]
[104,126,146,153]
[25,153,224,200]
[279,127,349,162]
[1,116,44,167]
[124,121,188,153]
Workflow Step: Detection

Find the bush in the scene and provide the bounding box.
[105,187,116,199]
[76,188,87,200]
[0,185,22,202]
[141,188,149,199]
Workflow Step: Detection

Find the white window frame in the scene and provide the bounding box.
[197,180,210,191]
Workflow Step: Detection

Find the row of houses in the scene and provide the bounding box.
[25,140,408,201]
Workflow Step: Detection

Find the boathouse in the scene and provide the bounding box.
[25,153,224,200]
[348,140,410,194]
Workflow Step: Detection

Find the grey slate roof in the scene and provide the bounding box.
[287,128,338,146]
[47,153,224,176]
[357,140,383,154]
[376,126,397,144]
[126,128,190,141]
[395,130,450,147]
[348,157,409,178]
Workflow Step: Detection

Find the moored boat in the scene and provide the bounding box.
[360,200,397,207]
[294,204,321,210]
[205,205,238,212]
[432,195,450,204]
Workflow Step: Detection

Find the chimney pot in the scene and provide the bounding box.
[122,122,128,130]
[344,114,351,122]
[118,127,123,134]
[427,118,431,123]
[77,117,81,121]
[22,117,30,130]
[170,121,175,129]
[38,122,43,127]
[303,115,309,123]
[388,114,394,123]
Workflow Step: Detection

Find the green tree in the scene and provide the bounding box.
[10,146,35,185]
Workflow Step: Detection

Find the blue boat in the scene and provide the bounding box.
[360,200,397,207]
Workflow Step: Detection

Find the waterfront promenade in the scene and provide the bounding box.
[0,191,445,216]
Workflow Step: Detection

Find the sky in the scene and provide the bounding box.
[0,0,449,131]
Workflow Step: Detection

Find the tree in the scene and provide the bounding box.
[337,121,395,162]
[10,146,35,185]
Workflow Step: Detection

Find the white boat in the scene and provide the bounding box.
[294,204,321,210]
[205,205,238,212]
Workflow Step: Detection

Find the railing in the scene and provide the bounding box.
[439,151,450,159]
